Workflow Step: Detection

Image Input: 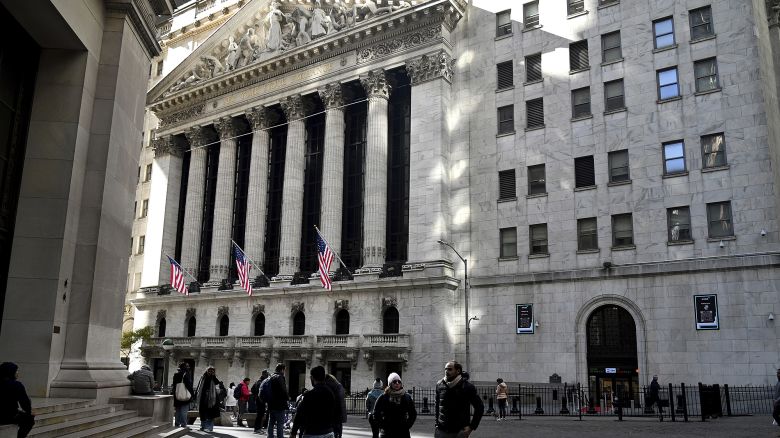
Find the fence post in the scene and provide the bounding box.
[668,383,675,422]
[698,382,706,422]
[516,384,522,420]
[724,384,732,417]
[680,383,688,422]
[577,383,583,421]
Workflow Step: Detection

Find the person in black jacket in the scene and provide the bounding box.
[372,372,417,438]
[290,366,337,438]
[0,362,34,438]
[434,361,483,438]
[171,362,194,428]
[267,363,290,438]
[196,366,224,432]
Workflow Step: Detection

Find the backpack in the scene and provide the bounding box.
[233,384,242,399]
[259,376,273,402]
[251,379,262,399]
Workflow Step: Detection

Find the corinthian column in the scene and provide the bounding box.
[360,69,391,268]
[244,106,271,267]
[209,117,240,283]
[181,126,208,279]
[276,94,306,278]
[318,83,345,273]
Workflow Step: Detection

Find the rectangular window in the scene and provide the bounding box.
[570,40,589,72]
[701,133,726,168]
[145,163,153,182]
[663,140,686,174]
[612,213,634,247]
[657,67,679,100]
[496,10,512,36]
[528,164,546,195]
[608,150,630,183]
[653,17,675,49]
[577,217,598,250]
[668,206,692,242]
[604,79,625,111]
[526,98,544,129]
[529,224,548,255]
[497,61,514,90]
[707,201,733,238]
[138,235,146,254]
[141,199,149,218]
[601,31,622,63]
[134,201,137,218]
[690,6,714,40]
[694,58,719,92]
[525,53,542,83]
[156,60,164,76]
[574,155,595,188]
[500,227,518,258]
[572,87,591,118]
[523,1,539,29]
[499,169,516,200]
[568,0,585,15]
[497,105,514,134]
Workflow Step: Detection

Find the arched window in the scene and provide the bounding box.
[187,317,196,337]
[158,318,166,337]
[219,315,229,337]
[335,309,350,335]
[383,307,399,334]
[292,311,306,335]
[254,313,265,336]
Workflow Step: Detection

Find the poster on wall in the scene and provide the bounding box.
[516,304,534,334]
[694,294,719,330]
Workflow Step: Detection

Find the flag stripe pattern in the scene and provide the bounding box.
[167,256,188,296]
[233,242,252,295]
[317,231,334,290]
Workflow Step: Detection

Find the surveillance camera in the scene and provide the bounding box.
[761,229,767,237]
[719,240,725,248]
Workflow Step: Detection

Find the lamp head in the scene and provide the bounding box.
[162,338,174,351]
[761,229,767,237]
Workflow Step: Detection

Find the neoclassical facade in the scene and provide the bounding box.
[133,0,780,402]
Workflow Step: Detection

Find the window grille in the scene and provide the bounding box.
[570,40,589,71]
[526,98,544,129]
[574,155,595,188]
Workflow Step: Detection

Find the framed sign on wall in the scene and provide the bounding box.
[516,304,534,334]
[694,294,719,330]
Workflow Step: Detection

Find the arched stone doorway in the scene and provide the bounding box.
[586,304,638,410]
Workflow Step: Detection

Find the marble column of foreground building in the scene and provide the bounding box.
[318,83,346,273]
[360,70,391,268]
[209,117,240,282]
[181,126,208,278]
[141,135,184,288]
[277,94,307,278]
[406,51,455,262]
[244,106,271,267]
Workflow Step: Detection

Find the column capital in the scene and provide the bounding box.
[214,116,239,140]
[319,82,345,109]
[280,94,306,120]
[152,135,182,158]
[246,105,270,130]
[184,125,206,148]
[406,50,455,85]
[360,69,390,100]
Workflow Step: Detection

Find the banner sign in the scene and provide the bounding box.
[694,294,719,330]
[516,304,534,334]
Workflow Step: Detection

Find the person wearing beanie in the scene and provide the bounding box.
[372,373,417,438]
[0,362,35,438]
[127,364,155,395]
[365,378,384,438]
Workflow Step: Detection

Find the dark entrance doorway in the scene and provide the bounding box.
[288,360,306,401]
[586,305,639,411]
[329,361,351,393]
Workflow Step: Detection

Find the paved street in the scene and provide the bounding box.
[185,415,779,437]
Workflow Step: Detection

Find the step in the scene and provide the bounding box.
[28,410,138,438]
[53,416,153,438]
[31,398,95,416]
[34,404,121,427]
[110,424,189,438]
[154,427,191,438]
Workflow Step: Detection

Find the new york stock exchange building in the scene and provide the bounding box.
[132,0,780,401]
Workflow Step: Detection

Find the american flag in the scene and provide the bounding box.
[167,256,188,295]
[233,242,252,295]
[316,231,334,290]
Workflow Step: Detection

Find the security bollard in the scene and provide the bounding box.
[560,396,570,415]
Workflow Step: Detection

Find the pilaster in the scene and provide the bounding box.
[277,94,306,278]
[209,117,240,282]
[318,83,346,272]
[245,106,271,267]
[181,126,208,278]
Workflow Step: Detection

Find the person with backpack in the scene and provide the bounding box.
[237,377,252,427]
[365,378,384,438]
[171,362,193,428]
[267,363,289,438]
[372,373,417,438]
[252,369,270,434]
[226,383,239,421]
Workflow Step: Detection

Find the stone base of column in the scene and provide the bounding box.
[353,270,381,282]
[271,276,293,286]
[49,360,131,403]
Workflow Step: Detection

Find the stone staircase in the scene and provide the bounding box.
[0,398,188,438]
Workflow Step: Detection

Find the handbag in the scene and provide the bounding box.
[175,382,191,401]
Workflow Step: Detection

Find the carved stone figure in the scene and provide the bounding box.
[237,27,256,67]
[225,36,239,70]
[291,7,312,46]
[328,2,351,31]
[167,70,201,94]
[265,1,287,52]
[353,0,394,22]
[310,0,331,38]
[201,55,224,77]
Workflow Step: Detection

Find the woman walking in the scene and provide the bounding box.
[171,362,193,428]
[196,366,223,432]
[372,373,417,438]
[495,378,508,420]
[226,383,238,420]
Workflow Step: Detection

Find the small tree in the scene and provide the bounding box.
[120,326,155,368]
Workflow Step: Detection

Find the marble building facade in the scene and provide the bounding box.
[132,0,780,398]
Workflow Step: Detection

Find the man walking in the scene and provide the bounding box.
[434,361,483,438]
[252,369,270,434]
[648,375,663,418]
[773,368,780,429]
[365,378,384,438]
[267,363,289,438]
[237,377,252,427]
[290,366,337,438]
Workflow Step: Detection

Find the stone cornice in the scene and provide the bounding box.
[106,0,162,57]
[407,49,454,85]
[360,69,390,100]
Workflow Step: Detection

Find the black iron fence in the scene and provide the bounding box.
[344,383,775,421]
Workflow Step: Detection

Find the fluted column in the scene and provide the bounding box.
[360,69,391,268]
[181,126,208,278]
[209,117,239,282]
[318,83,345,273]
[244,106,271,266]
[276,94,307,278]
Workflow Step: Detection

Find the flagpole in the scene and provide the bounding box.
[231,240,271,283]
[164,253,199,283]
[314,225,351,275]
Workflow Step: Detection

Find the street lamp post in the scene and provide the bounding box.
[161,338,174,392]
[437,240,472,372]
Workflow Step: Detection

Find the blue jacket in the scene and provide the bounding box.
[0,362,31,423]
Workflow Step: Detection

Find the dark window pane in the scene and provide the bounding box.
[608,150,630,182]
[525,53,542,82]
[668,206,692,241]
[575,156,595,188]
[497,105,514,134]
[612,214,634,246]
[523,1,539,28]
[526,98,544,128]
[690,6,714,40]
[568,0,585,15]
[601,31,622,63]
[702,133,726,168]
[500,227,517,258]
[497,10,512,36]
[604,79,625,111]
[499,169,516,199]
[383,307,399,334]
[570,40,589,71]
[293,311,306,335]
[707,202,733,238]
[578,218,598,250]
[530,224,548,255]
[497,61,513,90]
[572,87,591,118]
[528,164,546,195]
